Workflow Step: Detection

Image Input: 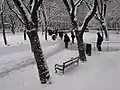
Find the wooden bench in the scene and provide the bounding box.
[55,56,79,74]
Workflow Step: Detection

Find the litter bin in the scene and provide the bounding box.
[85,43,92,56]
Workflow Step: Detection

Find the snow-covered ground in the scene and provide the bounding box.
[0,31,120,90]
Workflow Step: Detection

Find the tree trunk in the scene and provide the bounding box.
[45,26,48,40]
[75,30,86,61]
[11,23,15,34]
[100,20,108,39]
[1,12,7,45]
[41,23,44,35]
[72,21,86,62]
[27,29,51,84]
[41,4,48,40]
[24,28,27,40]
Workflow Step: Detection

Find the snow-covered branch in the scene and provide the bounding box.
[30,0,35,13]
[100,0,103,17]
[5,0,25,25]
[75,0,83,7]
[83,0,101,21]
[70,0,75,8]
[62,0,71,14]
[12,0,31,24]
[103,1,107,17]
[79,0,98,33]
[30,0,43,13]
[0,0,5,13]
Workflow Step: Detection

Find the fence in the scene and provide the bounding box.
[92,41,120,51]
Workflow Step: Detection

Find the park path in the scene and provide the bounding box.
[0,37,65,78]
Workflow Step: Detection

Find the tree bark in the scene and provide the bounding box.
[1,12,7,45]
[10,0,51,84]
[11,23,15,34]
[62,0,97,62]
[24,28,27,40]
[45,26,48,40]
[100,19,108,39]
[27,29,51,84]
[41,23,44,35]
[41,4,48,40]
[71,21,86,62]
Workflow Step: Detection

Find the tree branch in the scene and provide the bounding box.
[22,1,31,15]
[75,0,83,7]
[62,0,71,14]
[70,0,75,8]
[12,0,30,25]
[83,0,91,9]
[5,0,25,25]
[100,0,103,16]
[83,0,101,21]
[37,0,43,10]
[79,0,98,34]
[103,1,107,17]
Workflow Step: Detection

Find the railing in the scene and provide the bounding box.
[92,41,120,51]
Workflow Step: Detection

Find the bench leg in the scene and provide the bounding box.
[63,68,64,74]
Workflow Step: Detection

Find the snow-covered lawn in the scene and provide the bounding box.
[0,31,120,90]
[0,50,120,90]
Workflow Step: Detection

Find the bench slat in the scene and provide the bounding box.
[64,60,78,68]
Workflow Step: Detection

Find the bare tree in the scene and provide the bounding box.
[41,3,48,40]
[0,0,8,45]
[5,0,51,84]
[62,0,98,62]
[84,0,109,39]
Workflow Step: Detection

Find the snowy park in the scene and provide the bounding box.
[0,31,120,90]
[1,0,120,90]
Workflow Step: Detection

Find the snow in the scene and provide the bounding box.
[0,31,120,90]
[18,0,31,22]
[78,0,96,32]
[73,0,82,18]
[75,0,83,6]
[30,0,35,13]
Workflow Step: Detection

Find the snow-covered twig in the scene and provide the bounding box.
[0,0,5,13]
[17,0,31,22]
[83,0,101,21]
[75,0,83,6]
[62,0,71,14]
[5,0,25,25]
[78,0,98,34]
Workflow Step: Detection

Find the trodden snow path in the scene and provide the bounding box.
[0,33,65,78]
[0,50,120,90]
